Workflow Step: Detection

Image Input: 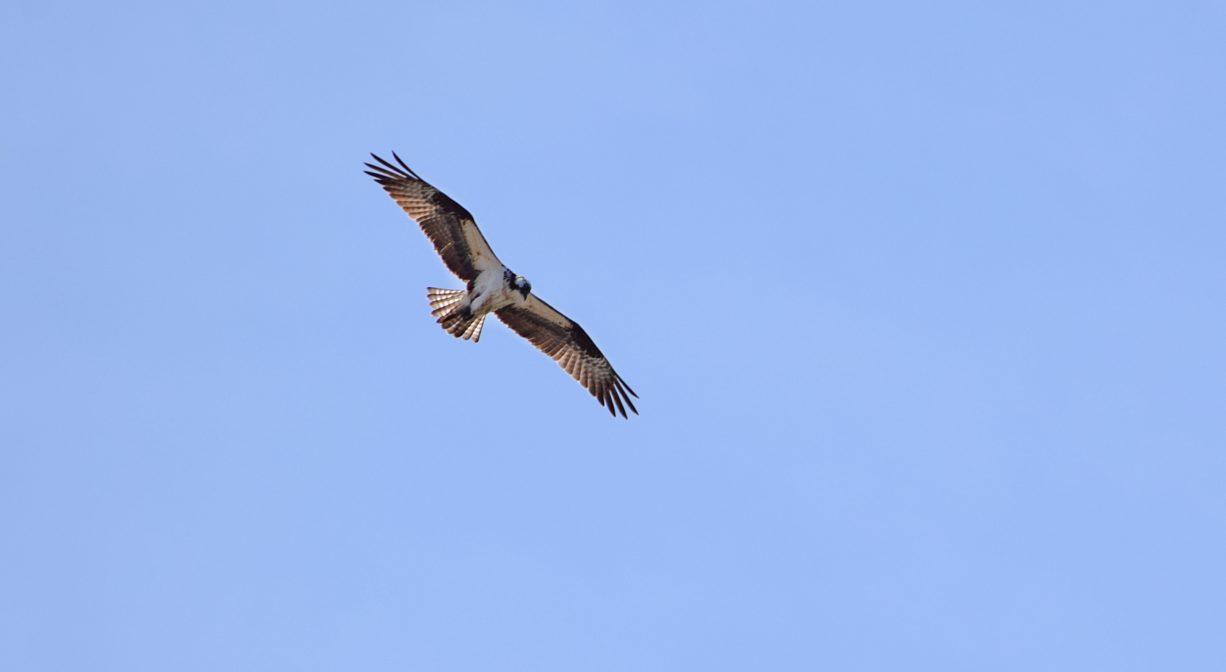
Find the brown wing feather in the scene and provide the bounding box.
[496,296,638,418]
[365,153,501,281]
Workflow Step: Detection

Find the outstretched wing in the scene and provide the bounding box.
[365,153,502,281]
[496,295,638,418]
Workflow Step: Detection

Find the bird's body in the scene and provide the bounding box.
[365,152,638,418]
[426,267,530,342]
[470,268,530,317]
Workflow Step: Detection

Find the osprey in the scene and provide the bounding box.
[365,152,639,418]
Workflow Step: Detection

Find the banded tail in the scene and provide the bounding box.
[427,288,487,342]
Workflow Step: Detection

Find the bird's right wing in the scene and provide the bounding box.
[365,153,503,281]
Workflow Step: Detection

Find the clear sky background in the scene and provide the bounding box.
[3,1,1224,670]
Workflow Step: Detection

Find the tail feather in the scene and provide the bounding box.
[427,287,465,317]
[426,287,486,342]
[460,313,487,341]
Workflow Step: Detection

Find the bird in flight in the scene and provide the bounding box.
[365,153,639,418]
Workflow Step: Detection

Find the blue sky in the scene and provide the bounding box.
[3,1,1225,670]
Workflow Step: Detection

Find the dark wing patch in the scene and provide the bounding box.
[365,152,499,281]
[496,296,638,418]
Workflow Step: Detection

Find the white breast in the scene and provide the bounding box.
[468,267,515,314]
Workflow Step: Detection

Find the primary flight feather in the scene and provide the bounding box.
[365,153,639,418]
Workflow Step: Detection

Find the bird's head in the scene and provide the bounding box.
[513,275,532,298]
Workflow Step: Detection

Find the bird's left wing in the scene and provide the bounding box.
[365,153,502,281]
[495,295,638,418]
